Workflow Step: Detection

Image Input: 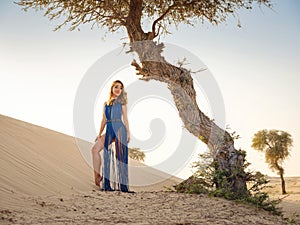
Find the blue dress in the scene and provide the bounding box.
[102,100,129,192]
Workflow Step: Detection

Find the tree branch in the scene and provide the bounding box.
[126,0,146,41]
[17,0,127,32]
[151,3,177,37]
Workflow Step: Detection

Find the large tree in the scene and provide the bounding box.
[252,129,293,194]
[17,0,272,195]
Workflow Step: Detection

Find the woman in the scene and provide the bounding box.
[91,80,130,192]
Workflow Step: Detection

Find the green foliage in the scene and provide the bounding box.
[175,176,210,194]
[175,150,282,215]
[251,129,293,175]
[128,147,145,162]
[244,171,281,214]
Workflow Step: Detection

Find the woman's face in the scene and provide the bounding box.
[112,82,123,97]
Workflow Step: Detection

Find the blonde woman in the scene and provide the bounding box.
[91,80,130,192]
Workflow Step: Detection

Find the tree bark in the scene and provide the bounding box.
[280,172,287,194]
[275,162,287,195]
[277,168,286,195]
[125,0,247,194]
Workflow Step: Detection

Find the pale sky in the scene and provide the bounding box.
[0,0,299,179]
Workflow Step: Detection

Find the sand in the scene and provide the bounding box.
[0,114,299,224]
[267,176,300,222]
[0,191,294,225]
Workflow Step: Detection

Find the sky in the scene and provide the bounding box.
[0,0,299,179]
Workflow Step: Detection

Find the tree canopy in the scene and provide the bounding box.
[252,129,293,194]
[17,0,272,36]
[251,129,292,172]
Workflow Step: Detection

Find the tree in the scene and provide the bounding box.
[17,0,272,195]
[129,147,145,162]
[251,129,293,194]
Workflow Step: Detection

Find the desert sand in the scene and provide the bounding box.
[0,114,299,224]
[267,176,300,222]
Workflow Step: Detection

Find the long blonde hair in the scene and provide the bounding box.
[107,80,127,105]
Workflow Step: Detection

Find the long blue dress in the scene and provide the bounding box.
[102,100,129,192]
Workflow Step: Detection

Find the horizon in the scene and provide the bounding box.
[0,0,299,179]
[2,113,300,179]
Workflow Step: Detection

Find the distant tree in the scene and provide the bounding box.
[129,147,145,162]
[251,129,293,194]
[17,0,272,195]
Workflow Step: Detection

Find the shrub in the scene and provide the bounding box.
[174,150,282,215]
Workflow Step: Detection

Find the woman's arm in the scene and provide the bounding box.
[122,104,130,143]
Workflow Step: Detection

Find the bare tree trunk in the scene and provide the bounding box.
[275,163,287,195]
[280,172,287,194]
[125,0,247,194]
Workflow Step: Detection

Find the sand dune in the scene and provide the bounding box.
[0,114,180,204]
[0,114,299,224]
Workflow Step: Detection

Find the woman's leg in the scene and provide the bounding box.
[91,134,105,186]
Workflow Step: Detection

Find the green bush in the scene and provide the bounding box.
[174,149,282,215]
